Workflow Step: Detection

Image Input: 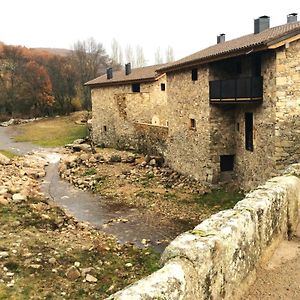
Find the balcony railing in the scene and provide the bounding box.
[209,76,263,103]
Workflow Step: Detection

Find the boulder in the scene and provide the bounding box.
[12,193,27,202]
[0,153,11,165]
[66,266,81,280]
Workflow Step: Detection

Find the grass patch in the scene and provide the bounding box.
[82,168,97,176]
[14,116,87,147]
[194,188,244,212]
[0,150,17,159]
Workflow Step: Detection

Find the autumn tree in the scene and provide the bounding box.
[46,56,76,114]
[20,60,54,115]
[72,38,109,110]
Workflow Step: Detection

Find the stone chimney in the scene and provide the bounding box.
[287,13,298,23]
[106,68,113,79]
[254,16,270,34]
[217,34,226,44]
[125,63,131,75]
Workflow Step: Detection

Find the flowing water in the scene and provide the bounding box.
[0,126,171,253]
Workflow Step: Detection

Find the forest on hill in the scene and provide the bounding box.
[0,38,114,120]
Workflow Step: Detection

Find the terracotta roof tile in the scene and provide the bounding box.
[85,64,165,87]
[159,21,300,72]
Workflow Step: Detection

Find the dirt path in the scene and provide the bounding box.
[243,225,300,300]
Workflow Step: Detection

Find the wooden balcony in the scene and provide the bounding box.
[209,76,263,103]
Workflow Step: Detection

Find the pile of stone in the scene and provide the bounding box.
[0,117,42,127]
[65,138,92,153]
[0,153,47,205]
[59,149,208,193]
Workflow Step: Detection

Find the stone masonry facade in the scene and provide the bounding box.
[165,40,300,190]
[89,20,300,191]
[91,74,168,155]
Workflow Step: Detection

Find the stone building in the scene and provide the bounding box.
[159,14,300,190]
[85,64,168,155]
[87,14,300,190]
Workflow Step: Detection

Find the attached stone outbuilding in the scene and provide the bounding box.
[85,64,168,155]
[159,15,300,190]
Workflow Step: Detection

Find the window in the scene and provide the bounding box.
[220,155,234,172]
[132,83,140,92]
[161,83,166,91]
[103,125,107,132]
[191,68,198,81]
[245,112,254,151]
[190,118,196,129]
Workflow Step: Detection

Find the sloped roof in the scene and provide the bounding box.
[85,64,165,87]
[159,20,300,72]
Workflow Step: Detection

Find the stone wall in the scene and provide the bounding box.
[107,164,300,299]
[91,75,167,152]
[209,105,236,183]
[234,52,277,190]
[274,39,300,171]
[165,66,213,182]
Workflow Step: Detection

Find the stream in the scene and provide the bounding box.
[0,126,171,253]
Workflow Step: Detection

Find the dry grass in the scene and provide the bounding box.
[14,113,88,147]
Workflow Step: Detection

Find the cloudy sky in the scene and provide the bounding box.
[1,0,299,64]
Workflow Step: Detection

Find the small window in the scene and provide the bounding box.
[190,118,196,129]
[191,68,198,81]
[103,125,107,132]
[245,112,254,151]
[236,122,240,132]
[220,155,234,172]
[161,83,166,91]
[132,83,140,92]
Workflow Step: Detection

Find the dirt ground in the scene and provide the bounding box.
[243,226,300,300]
[60,147,244,250]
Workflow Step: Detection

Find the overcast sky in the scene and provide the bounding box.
[1,0,299,64]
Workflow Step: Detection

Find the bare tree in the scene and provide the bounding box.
[72,38,109,110]
[111,38,123,65]
[135,45,146,67]
[154,47,163,64]
[125,45,135,67]
[166,46,175,63]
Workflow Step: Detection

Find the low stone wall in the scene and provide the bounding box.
[107,164,300,300]
[130,122,168,156]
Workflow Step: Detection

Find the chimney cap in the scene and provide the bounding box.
[125,62,132,75]
[217,33,226,44]
[254,16,270,34]
[287,13,298,23]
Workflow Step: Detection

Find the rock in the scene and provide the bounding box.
[149,159,156,167]
[109,155,122,163]
[73,138,85,145]
[66,266,81,280]
[48,257,57,264]
[0,153,11,165]
[73,144,92,152]
[29,264,42,269]
[124,155,136,163]
[81,267,93,276]
[0,251,9,258]
[74,261,80,268]
[86,274,98,283]
[0,197,9,205]
[125,263,133,268]
[12,193,26,202]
